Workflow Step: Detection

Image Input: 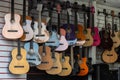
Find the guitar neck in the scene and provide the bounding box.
[84,12,87,30]
[22,0,26,24]
[17,39,21,56]
[57,12,60,34]
[38,9,42,34]
[70,46,74,68]
[11,0,15,21]
[74,11,78,33]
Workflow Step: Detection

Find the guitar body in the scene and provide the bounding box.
[33,23,49,43]
[102,47,118,63]
[46,53,62,75]
[45,31,59,47]
[24,42,41,66]
[21,16,34,41]
[92,27,101,46]
[78,58,89,76]
[62,24,77,45]
[55,28,68,51]
[83,29,93,47]
[58,56,72,76]
[100,30,113,50]
[37,46,53,70]
[2,13,23,39]
[110,31,120,48]
[9,48,29,74]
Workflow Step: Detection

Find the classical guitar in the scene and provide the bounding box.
[24,18,41,66]
[62,1,77,45]
[91,6,101,46]
[33,1,49,43]
[102,47,118,63]
[45,3,59,47]
[46,48,62,75]
[20,0,34,41]
[100,9,113,50]
[83,9,93,47]
[2,0,23,39]
[37,44,53,70]
[55,5,68,51]
[9,39,29,74]
[75,4,86,46]
[110,10,120,48]
[58,52,72,76]
[77,47,89,76]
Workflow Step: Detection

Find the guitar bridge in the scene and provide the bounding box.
[46,41,55,43]
[36,35,45,37]
[14,66,24,68]
[8,30,18,32]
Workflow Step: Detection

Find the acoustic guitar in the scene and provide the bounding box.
[110,10,120,48]
[46,48,62,75]
[100,9,113,50]
[91,6,101,46]
[9,39,29,74]
[33,1,49,43]
[2,0,23,39]
[62,1,77,45]
[37,44,53,70]
[58,52,72,76]
[77,47,89,76]
[102,47,118,63]
[45,3,59,47]
[20,0,34,41]
[24,18,41,66]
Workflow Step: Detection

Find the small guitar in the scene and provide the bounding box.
[77,47,89,76]
[37,44,53,70]
[24,18,41,66]
[58,52,72,76]
[9,39,29,74]
[45,3,59,47]
[62,1,77,45]
[91,6,101,46]
[2,0,23,39]
[46,48,62,75]
[20,0,33,41]
[73,2,86,46]
[33,2,49,43]
[100,9,113,50]
[102,47,118,63]
[110,10,120,48]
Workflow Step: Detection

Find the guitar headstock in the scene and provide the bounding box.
[111,10,115,17]
[47,1,54,11]
[56,3,61,14]
[73,2,79,12]
[90,6,95,14]
[37,0,43,12]
[103,9,108,16]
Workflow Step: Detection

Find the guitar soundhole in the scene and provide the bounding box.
[86,39,90,41]
[52,66,58,69]
[28,49,34,54]
[62,68,68,70]
[16,55,22,60]
[107,54,113,56]
[14,66,24,68]
[8,30,18,32]
[80,68,85,70]
[111,34,115,37]
[59,43,64,45]
[24,32,29,34]
[11,19,15,23]
[36,35,45,37]
[41,62,49,64]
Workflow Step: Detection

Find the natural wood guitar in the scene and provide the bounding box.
[2,0,23,39]
[9,39,29,74]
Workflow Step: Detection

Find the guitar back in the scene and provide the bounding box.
[9,48,29,74]
[78,57,89,76]
[46,52,62,75]
[102,47,118,63]
[2,14,23,39]
[37,46,53,70]
[92,27,101,46]
[24,42,41,66]
[83,29,93,47]
[58,55,72,76]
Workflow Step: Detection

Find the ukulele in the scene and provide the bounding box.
[46,48,62,75]
[33,1,49,43]
[45,2,59,47]
[2,0,23,39]
[9,39,29,74]
[110,10,120,48]
[100,9,113,50]
[77,47,89,76]
[75,4,86,46]
[20,0,34,41]
[24,17,41,66]
[55,4,68,51]
[37,44,53,70]
[102,47,118,63]
[62,1,77,45]
[91,6,101,46]
[58,52,72,76]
